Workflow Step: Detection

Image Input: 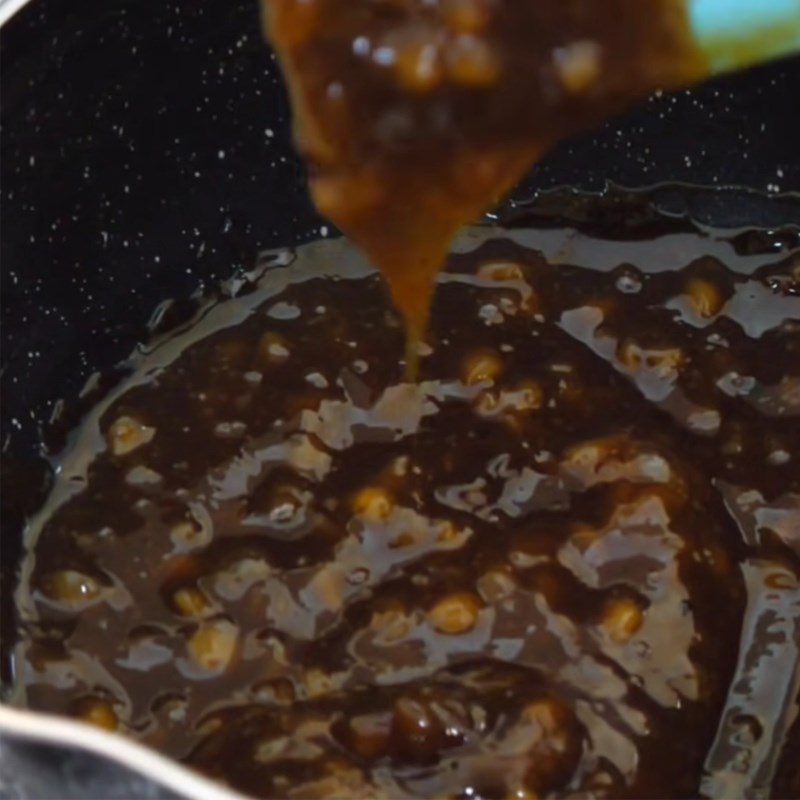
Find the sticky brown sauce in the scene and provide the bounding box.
[9,191,800,798]
[263,0,707,344]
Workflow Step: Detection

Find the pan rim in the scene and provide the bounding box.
[0,703,255,800]
[0,0,33,27]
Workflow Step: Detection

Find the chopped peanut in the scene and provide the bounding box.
[173,587,212,618]
[602,598,644,643]
[462,349,503,386]
[507,789,540,800]
[170,519,208,550]
[686,277,723,318]
[43,570,102,608]
[285,435,332,478]
[520,699,568,752]
[553,41,601,94]
[353,487,393,522]
[187,619,238,673]
[304,667,334,698]
[108,416,155,456]
[473,389,500,417]
[370,608,413,644]
[436,520,459,546]
[80,700,118,731]
[618,341,683,379]
[478,261,525,282]
[394,41,443,93]
[521,699,562,735]
[477,569,515,603]
[442,0,492,34]
[428,592,481,634]
[446,34,500,87]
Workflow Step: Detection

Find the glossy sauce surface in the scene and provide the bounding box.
[263,0,707,342]
[10,192,800,798]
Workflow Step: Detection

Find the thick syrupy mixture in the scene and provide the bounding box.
[264,0,707,338]
[8,193,800,798]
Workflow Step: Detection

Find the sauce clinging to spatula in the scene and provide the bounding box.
[263,0,707,363]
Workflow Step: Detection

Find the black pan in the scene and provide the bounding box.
[1,0,799,796]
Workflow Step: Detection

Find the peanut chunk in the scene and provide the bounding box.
[520,698,569,751]
[79,699,118,731]
[553,41,601,94]
[686,277,723,318]
[42,570,103,609]
[107,415,155,456]
[394,41,444,93]
[618,341,684,380]
[474,389,499,416]
[478,261,525,282]
[428,592,481,634]
[187,619,238,673]
[602,597,644,643]
[446,34,500,87]
[370,608,413,644]
[173,587,212,618]
[506,789,539,800]
[353,487,394,522]
[522,699,562,734]
[436,520,462,547]
[462,349,503,386]
[304,667,334,698]
[477,569,516,603]
[169,519,209,551]
[442,0,492,34]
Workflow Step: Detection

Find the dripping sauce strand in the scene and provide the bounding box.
[261,0,708,375]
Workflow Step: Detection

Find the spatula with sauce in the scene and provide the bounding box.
[262,0,800,372]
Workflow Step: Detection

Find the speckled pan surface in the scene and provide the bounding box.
[1,1,799,798]
[2,0,799,451]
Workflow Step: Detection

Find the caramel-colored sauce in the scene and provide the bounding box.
[9,191,800,798]
[263,0,707,355]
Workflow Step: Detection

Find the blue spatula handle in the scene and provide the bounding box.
[689,0,800,72]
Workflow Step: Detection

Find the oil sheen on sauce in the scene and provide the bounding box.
[262,0,708,352]
[9,190,800,799]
